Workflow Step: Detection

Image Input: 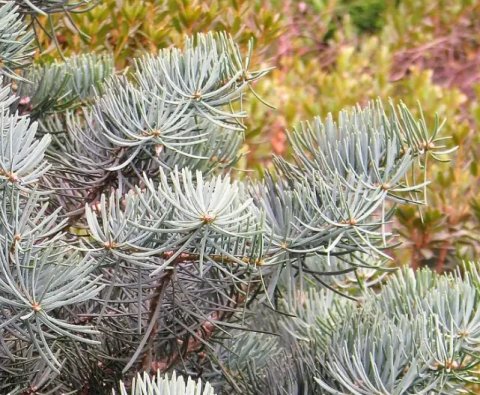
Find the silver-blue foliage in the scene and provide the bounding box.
[0,6,475,395]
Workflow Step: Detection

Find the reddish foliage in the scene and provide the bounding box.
[391,7,480,98]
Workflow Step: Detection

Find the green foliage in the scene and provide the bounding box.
[346,0,387,33]
[34,0,284,68]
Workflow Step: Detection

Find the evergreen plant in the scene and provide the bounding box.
[0,2,476,395]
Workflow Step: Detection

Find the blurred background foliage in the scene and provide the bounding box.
[32,0,480,273]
